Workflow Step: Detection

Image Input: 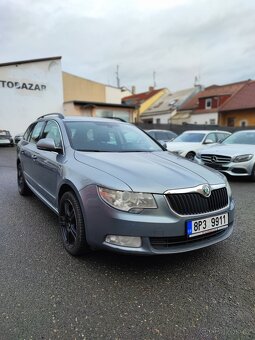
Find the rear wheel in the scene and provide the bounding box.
[17,163,31,195]
[185,152,195,161]
[59,191,90,256]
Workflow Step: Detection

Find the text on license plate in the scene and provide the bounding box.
[187,213,228,237]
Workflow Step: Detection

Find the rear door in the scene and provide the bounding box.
[32,120,64,208]
[20,121,45,190]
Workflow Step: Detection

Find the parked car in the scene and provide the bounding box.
[146,129,177,146]
[166,130,231,160]
[14,132,24,144]
[0,130,14,146]
[195,130,255,181]
[17,114,234,256]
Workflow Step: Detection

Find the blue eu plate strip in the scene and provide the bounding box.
[187,221,193,235]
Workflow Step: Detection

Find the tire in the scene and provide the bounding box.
[17,163,31,196]
[185,152,195,161]
[250,163,255,182]
[59,191,90,256]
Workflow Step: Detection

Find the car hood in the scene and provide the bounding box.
[74,151,224,193]
[166,142,201,152]
[200,144,255,157]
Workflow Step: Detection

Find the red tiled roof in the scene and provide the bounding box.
[219,81,255,112]
[178,92,200,110]
[122,89,164,105]
[179,80,249,111]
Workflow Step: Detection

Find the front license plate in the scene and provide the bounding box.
[187,213,228,238]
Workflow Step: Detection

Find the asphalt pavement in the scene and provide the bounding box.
[0,147,254,339]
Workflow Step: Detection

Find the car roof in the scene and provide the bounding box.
[146,129,176,133]
[181,130,231,134]
[37,114,127,124]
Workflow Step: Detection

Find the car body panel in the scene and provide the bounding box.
[195,130,255,177]
[166,130,231,157]
[17,116,235,255]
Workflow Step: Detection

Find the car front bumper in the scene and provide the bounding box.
[79,185,235,255]
[195,157,254,177]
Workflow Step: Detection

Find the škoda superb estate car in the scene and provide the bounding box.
[17,114,235,256]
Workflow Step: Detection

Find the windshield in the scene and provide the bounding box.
[65,121,163,152]
[173,132,206,143]
[222,131,255,145]
[0,131,9,136]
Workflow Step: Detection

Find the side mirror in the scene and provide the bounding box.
[204,139,214,144]
[37,138,62,153]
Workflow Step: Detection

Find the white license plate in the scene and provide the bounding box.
[187,213,228,237]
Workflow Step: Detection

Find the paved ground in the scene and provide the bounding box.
[0,147,254,340]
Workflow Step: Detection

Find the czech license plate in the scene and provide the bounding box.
[187,213,228,237]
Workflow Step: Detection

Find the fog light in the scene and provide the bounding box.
[105,235,142,248]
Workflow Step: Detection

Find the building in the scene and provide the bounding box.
[63,72,134,122]
[219,80,255,127]
[140,87,200,124]
[178,80,250,125]
[0,57,63,135]
[0,57,134,135]
[122,87,167,122]
[64,100,135,122]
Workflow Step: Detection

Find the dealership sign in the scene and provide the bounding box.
[0,80,46,91]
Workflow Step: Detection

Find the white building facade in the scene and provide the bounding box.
[0,57,63,135]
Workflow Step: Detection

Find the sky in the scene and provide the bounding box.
[1,0,255,93]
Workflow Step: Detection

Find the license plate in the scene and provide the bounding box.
[187,213,228,238]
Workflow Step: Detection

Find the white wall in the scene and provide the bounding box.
[189,112,218,125]
[105,86,122,104]
[0,59,63,135]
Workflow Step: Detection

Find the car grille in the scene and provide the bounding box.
[150,230,225,249]
[201,154,232,163]
[166,187,228,215]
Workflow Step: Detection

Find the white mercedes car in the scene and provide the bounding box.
[166,130,231,160]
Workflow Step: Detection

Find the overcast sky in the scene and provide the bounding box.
[1,0,255,92]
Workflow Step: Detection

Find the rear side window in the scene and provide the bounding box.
[28,121,45,144]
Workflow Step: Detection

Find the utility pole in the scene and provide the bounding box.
[116,65,120,88]
[153,70,156,88]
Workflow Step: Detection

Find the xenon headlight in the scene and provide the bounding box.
[98,187,157,212]
[233,154,253,162]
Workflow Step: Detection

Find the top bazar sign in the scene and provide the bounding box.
[0,80,46,91]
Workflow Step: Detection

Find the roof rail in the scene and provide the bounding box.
[37,113,65,120]
[105,117,126,122]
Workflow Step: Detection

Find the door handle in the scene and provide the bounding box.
[32,154,37,160]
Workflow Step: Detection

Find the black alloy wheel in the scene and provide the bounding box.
[17,163,30,195]
[186,152,195,161]
[59,191,89,256]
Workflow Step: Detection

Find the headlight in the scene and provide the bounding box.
[196,152,201,159]
[233,154,253,162]
[98,187,157,212]
[225,180,232,197]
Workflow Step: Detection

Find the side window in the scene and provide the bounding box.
[29,121,45,144]
[217,133,229,142]
[42,120,62,148]
[23,124,34,141]
[205,133,217,143]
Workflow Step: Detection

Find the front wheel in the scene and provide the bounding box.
[185,152,195,161]
[59,191,90,256]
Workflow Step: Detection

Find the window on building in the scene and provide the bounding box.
[227,117,235,127]
[209,119,216,125]
[205,98,212,109]
[240,120,248,127]
[95,109,131,123]
[156,118,161,124]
